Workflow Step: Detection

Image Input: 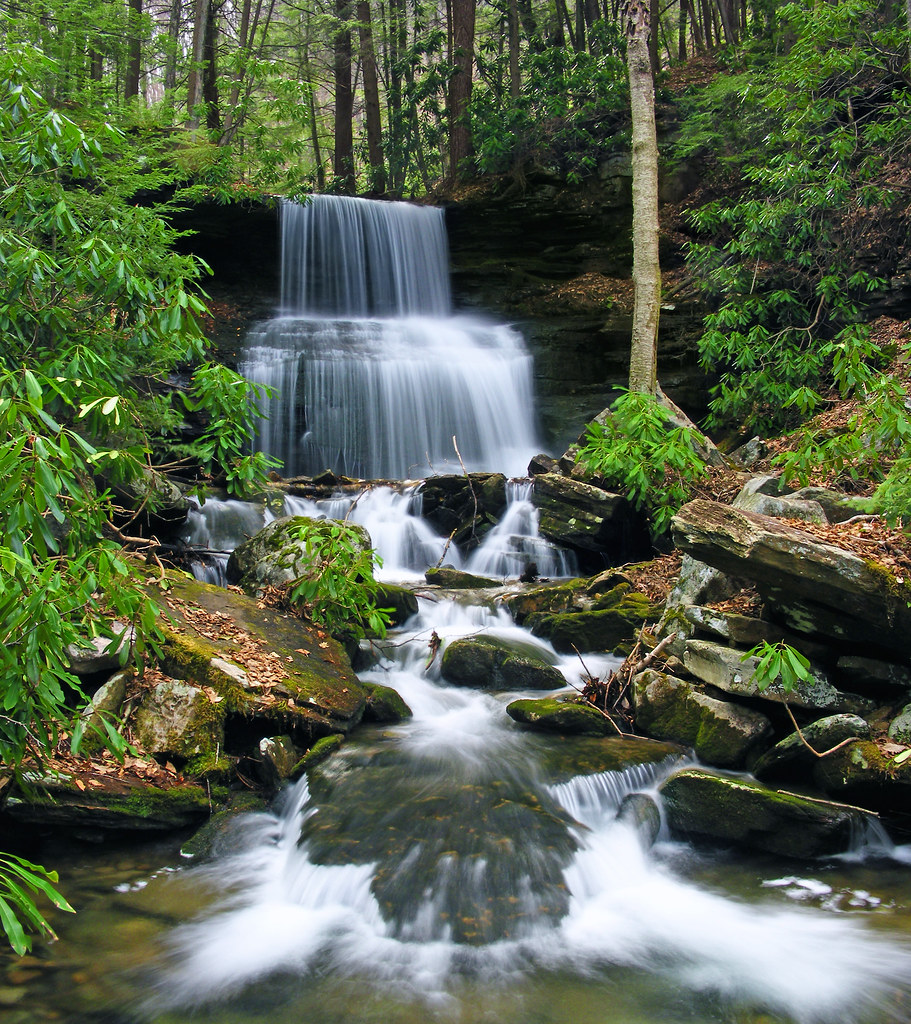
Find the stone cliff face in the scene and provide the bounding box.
[173,177,710,456]
[444,170,709,453]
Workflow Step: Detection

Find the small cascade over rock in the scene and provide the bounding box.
[240,196,541,479]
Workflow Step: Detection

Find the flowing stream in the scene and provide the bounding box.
[10,601,911,1023]
[6,196,910,1024]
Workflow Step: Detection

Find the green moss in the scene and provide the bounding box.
[863,558,911,604]
[506,697,608,736]
[291,733,345,777]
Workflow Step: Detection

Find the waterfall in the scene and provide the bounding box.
[240,196,541,480]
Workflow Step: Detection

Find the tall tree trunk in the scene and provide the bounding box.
[222,0,254,134]
[164,0,181,92]
[507,0,521,98]
[678,0,688,60]
[648,0,659,74]
[555,0,577,49]
[447,0,476,180]
[626,0,660,395]
[203,2,221,132]
[125,0,142,100]
[357,0,386,193]
[334,0,356,193]
[187,0,210,126]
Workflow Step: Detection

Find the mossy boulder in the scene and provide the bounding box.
[362,682,413,723]
[810,739,911,813]
[633,669,772,769]
[424,566,501,589]
[506,696,608,736]
[155,572,367,745]
[752,714,871,783]
[441,635,565,690]
[659,767,879,859]
[4,775,216,834]
[527,587,659,653]
[292,734,345,777]
[376,583,419,625]
[133,678,225,764]
[226,515,372,594]
[73,670,131,755]
[502,578,588,623]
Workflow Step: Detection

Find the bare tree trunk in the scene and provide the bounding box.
[358,0,386,192]
[626,0,660,395]
[507,0,521,98]
[125,0,142,100]
[447,0,476,180]
[678,0,688,59]
[202,0,221,132]
[187,0,210,126]
[334,0,356,193]
[164,0,181,92]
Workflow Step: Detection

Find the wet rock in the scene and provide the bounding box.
[528,453,561,476]
[106,465,190,532]
[506,695,609,736]
[441,635,565,690]
[527,587,659,653]
[531,472,648,564]
[362,682,413,723]
[226,515,372,594]
[753,714,872,782]
[683,639,868,713]
[292,734,345,776]
[672,499,911,659]
[811,740,911,812]
[258,735,301,785]
[376,583,419,624]
[659,767,879,859]
[424,566,500,589]
[418,473,507,542]
[133,679,224,763]
[633,669,772,768]
[617,792,661,846]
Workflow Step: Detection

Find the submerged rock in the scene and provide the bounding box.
[441,635,565,690]
[659,767,879,859]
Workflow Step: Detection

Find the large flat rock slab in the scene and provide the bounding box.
[672,499,911,656]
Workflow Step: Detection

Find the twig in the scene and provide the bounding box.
[452,435,480,545]
[781,700,862,759]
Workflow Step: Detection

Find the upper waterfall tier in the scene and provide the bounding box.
[280,195,452,318]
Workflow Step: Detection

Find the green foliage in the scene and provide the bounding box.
[744,640,811,694]
[179,364,281,497]
[683,0,909,437]
[0,854,75,956]
[285,520,393,641]
[576,391,709,536]
[472,23,627,178]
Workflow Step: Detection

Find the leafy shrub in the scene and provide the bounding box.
[284,519,393,641]
[576,391,709,536]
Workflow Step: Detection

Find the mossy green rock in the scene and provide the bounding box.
[376,583,419,625]
[633,669,772,769]
[226,515,372,593]
[292,734,345,777]
[134,678,225,763]
[660,767,878,859]
[810,739,911,813]
[5,776,216,833]
[753,714,871,782]
[156,571,367,742]
[441,635,565,690]
[362,682,413,722]
[506,697,608,736]
[528,591,659,653]
[424,567,500,589]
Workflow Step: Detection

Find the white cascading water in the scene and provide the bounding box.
[149,598,911,1023]
[239,196,540,479]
